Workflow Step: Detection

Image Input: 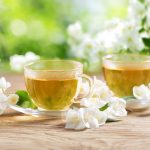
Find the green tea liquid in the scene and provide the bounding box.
[103,66,150,97]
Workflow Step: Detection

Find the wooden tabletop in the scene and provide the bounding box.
[0,74,150,150]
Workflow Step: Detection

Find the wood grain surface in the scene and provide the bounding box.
[0,74,150,150]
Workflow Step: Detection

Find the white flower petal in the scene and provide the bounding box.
[80,98,106,108]
[84,108,107,128]
[0,101,8,115]
[67,22,83,41]
[25,52,40,62]
[87,117,99,128]
[0,77,11,92]
[106,107,127,121]
[0,93,7,102]
[133,84,150,100]
[105,97,127,121]
[92,77,114,100]
[7,94,19,105]
[80,81,89,95]
[0,93,8,115]
[65,108,86,130]
[10,55,26,72]
[128,0,145,25]
[65,107,107,130]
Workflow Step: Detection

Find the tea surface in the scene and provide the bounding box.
[25,77,78,110]
[103,67,150,97]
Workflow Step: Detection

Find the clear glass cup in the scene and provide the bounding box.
[102,54,150,97]
[24,60,93,111]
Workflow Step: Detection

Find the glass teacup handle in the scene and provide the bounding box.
[75,74,93,100]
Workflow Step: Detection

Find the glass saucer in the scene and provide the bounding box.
[9,104,67,118]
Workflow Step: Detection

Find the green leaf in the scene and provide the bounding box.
[15,90,37,109]
[140,48,150,54]
[143,37,150,47]
[139,0,145,3]
[99,103,109,111]
[138,0,145,3]
[139,0,144,2]
[139,28,145,33]
[123,96,136,101]
[141,16,147,26]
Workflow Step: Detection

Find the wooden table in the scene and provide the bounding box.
[0,74,150,150]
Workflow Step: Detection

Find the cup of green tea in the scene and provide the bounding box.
[24,60,92,111]
[102,54,150,97]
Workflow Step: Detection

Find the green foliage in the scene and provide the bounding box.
[99,103,109,111]
[142,38,150,47]
[138,0,145,3]
[0,0,128,63]
[16,90,37,109]
[0,0,70,61]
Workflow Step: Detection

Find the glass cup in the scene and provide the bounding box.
[102,54,150,97]
[24,60,93,111]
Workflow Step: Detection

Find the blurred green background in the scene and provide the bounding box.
[0,0,128,63]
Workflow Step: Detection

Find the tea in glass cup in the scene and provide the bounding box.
[103,54,150,97]
[24,60,92,111]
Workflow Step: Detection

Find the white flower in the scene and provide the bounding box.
[0,93,19,115]
[80,81,89,95]
[10,52,40,72]
[92,77,114,100]
[104,18,121,30]
[0,77,18,114]
[80,98,106,108]
[25,52,40,62]
[10,54,26,72]
[105,97,127,120]
[94,86,114,100]
[95,29,121,52]
[93,76,106,87]
[67,22,83,42]
[65,107,107,130]
[65,108,87,130]
[69,34,93,58]
[7,94,19,105]
[84,108,107,128]
[128,0,145,25]
[117,21,144,51]
[0,93,8,114]
[0,77,11,93]
[80,37,98,56]
[133,84,150,100]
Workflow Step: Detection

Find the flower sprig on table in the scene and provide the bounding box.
[65,77,127,130]
[0,76,37,114]
[0,77,19,114]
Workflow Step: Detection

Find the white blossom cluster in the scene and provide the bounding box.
[65,77,127,130]
[0,77,19,114]
[10,52,40,72]
[67,0,150,67]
